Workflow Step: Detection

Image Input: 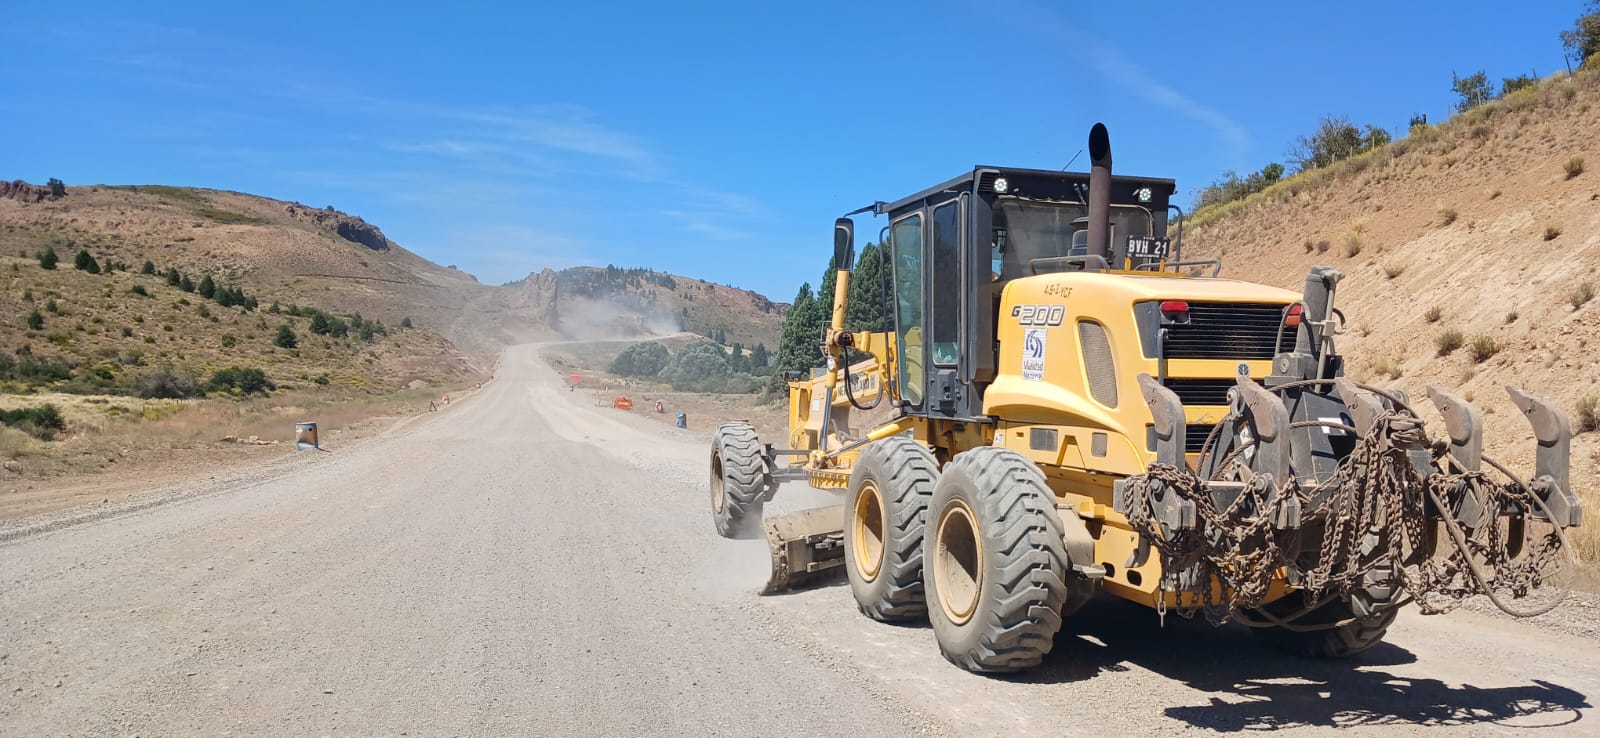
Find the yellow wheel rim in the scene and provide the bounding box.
[852,480,887,581]
[934,499,983,625]
[711,453,726,513]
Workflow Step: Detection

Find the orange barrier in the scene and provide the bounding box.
[614,397,633,410]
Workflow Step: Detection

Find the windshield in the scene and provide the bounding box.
[991,198,1154,279]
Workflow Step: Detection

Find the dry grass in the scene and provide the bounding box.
[1424,305,1443,323]
[1571,282,1595,309]
[1382,262,1406,279]
[1343,233,1364,257]
[1566,156,1586,179]
[1438,208,1458,226]
[1577,396,1599,434]
[1372,356,1403,378]
[1468,335,1500,363]
[1315,239,1332,254]
[1544,224,1563,241]
[1436,328,1464,356]
[1505,310,1518,323]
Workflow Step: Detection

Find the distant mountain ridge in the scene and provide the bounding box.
[0,182,786,390]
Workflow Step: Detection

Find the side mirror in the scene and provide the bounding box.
[834,218,856,271]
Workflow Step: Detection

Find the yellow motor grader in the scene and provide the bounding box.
[708,124,1582,673]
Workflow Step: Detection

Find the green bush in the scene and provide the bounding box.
[658,341,731,390]
[25,309,43,330]
[73,250,100,274]
[1468,335,1500,363]
[610,342,670,377]
[208,366,274,395]
[129,284,149,297]
[275,324,299,348]
[0,404,65,440]
[38,247,58,270]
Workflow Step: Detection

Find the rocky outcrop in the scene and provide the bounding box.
[282,204,391,252]
[2,180,50,203]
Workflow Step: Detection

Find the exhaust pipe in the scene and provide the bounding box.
[1087,122,1113,261]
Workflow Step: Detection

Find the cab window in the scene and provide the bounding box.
[930,200,961,365]
[891,213,924,406]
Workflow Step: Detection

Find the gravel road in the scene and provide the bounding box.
[3,345,1597,736]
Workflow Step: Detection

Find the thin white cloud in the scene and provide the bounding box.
[1003,1,1252,158]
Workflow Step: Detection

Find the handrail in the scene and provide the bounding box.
[1132,259,1223,277]
[1029,255,1111,275]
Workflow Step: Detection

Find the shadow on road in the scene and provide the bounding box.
[1011,597,1590,732]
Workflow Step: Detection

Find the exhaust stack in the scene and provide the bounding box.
[1087,123,1113,260]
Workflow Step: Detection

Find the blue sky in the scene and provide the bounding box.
[2,1,1584,302]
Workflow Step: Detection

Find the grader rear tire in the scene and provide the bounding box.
[923,447,1070,673]
[710,422,765,539]
[1250,592,1397,658]
[844,437,939,622]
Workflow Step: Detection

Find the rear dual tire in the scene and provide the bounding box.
[1250,591,1396,658]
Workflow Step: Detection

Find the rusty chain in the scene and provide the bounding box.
[1120,405,1572,627]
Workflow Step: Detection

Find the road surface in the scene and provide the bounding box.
[3,345,1597,736]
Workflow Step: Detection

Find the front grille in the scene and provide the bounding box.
[1164,302,1293,360]
[1186,423,1216,454]
[1161,378,1236,406]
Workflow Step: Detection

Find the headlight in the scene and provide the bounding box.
[993,177,1009,194]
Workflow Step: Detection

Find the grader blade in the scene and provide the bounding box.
[760,505,847,595]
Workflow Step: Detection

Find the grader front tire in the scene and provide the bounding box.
[710,422,766,539]
[923,447,1070,673]
[844,437,939,622]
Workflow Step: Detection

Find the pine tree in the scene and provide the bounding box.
[751,342,769,368]
[274,324,299,348]
[846,242,890,333]
[179,274,195,292]
[141,260,156,275]
[38,247,58,270]
[198,275,216,299]
[165,268,181,287]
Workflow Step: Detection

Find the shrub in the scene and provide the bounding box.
[129,284,149,297]
[1571,282,1596,308]
[0,404,65,441]
[164,268,181,287]
[1439,208,1458,226]
[1382,262,1406,279]
[45,299,59,314]
[610,341,670,377]
[25,309,43,330]
[1566,157,1585,179]
[1577,396,1600,434]
[37,247,58,270]
[208,366,274,395]
[1424,306,1443,323]
[73,250,100,274]
[1489,189,1501,199]
[1343,234,1363,257]
[400,316,413,329]
[1436,329,1464,356]
[1451,70,1494,112]
[198,275,216,299]
[1302,239,1314,254]
[122,326,134,337]
[1315,240,1331,254]
[658,341,731,390]
[135,368,198,399]
[196,305,211,319]
[1505,311,1518,324]
[1468,335,1500,363]
[179,274,195,292]
[274,324,298,348]
[221,334,236,348]
[1372,356,1403,378]
[1544,225,1562,241]
[141,260,156,275]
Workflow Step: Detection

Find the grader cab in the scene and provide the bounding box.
[708,123,1582,673]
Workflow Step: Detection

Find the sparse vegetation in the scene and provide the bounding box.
[208,366,274,396]
[1372,356,1403,378]
[1382,262,1406,279]
[1468,335,1500,363]
[1315,240,1331,254]
[1577,396,1600,434]
[1544,224,1563,241]
[1424,305,1443,323]
[25,309,44,330]
[1566,157,1586,179]
[1343,233,1364,257]
[1571,282,1596,308]
[1439,208,1458,225]
[1436,329,1465,356]
[1505,310,1518,323]
[1302,239,1314,254]
[129,285,149,297]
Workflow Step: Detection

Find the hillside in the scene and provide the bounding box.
[0,182,786,394]
[1184,68,1599,556]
